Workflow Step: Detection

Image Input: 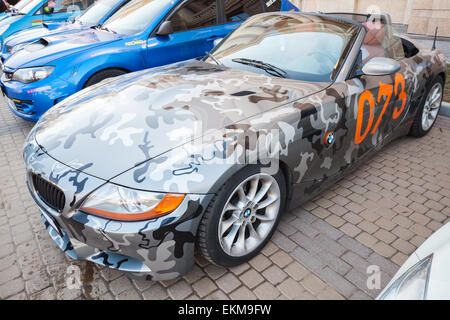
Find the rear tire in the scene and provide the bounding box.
[409,76,444,137]
[84,68,128,88]
[197,165,286,267]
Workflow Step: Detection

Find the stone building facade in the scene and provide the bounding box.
[292,0,450,37]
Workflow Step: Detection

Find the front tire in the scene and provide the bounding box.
[197,166,286,267]
[410,76,444,137]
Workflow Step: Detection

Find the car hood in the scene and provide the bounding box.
[32,61,329,180]
[4,28,121,69]
[4,22,85,48]
[0,14,22,27]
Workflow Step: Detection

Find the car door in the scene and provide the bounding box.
[299,18,409,182]
[352,20,412,153]
[147,0,225,68]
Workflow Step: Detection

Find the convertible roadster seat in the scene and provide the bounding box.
[361,21,387,63]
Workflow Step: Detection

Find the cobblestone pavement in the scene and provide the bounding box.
[0,94,449,300]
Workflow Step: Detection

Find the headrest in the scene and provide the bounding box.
[363,21,385,45]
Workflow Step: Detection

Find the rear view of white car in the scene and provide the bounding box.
[378,223,450,300]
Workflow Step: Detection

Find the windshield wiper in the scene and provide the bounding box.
[231,58,287,78]
[98,26,116,34]
[205,51,223,66]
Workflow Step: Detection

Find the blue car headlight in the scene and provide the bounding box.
[379,255,433,300]
[9,66,55,83]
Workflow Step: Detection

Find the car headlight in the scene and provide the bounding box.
[379,255,433,300]
[10,42,28,54]
[80,183,185,221]
[11,66,55,83]
[0,24,10,35]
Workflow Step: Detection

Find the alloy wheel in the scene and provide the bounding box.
[218,173,281,257]
[421,82,443,131]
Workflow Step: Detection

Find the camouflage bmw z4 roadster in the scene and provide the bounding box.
[23,12,447,280]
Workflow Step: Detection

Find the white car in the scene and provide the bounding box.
[378,222,450,300]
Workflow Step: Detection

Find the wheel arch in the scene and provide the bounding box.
[82,67,132,89]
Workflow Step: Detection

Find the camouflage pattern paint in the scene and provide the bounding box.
[23,12,447,280]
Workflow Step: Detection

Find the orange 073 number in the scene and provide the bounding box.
[355,73,407,145]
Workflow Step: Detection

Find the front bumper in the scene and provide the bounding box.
[1,72,73,122]
[24,137,212,280]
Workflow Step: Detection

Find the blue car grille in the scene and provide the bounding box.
[8,97,34,114]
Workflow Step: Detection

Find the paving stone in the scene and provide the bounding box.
[374,229,397,244]
[109,276,132,295]
[29,286,56,300]
[260,241,279,257]
[142,284,168,300]
[367,253,399,277]
[311,219,344,240]
[315,267,357,298]
[345,269,378,299]
[261,265,287,285]
[301,273,327,296]
[340,223,362,237]
[317,287,345,300]
[183,264,206,284]
[349,291,373,300]
[291,247,325,272]
[228,262,250,276]
[0,278,25,299]
[270,250,294,268]
[284,261,309,281]
[271,232,297,253]
[249,254,272,272]
[277,278,315,300]
[56,287,82,300]
[167,280,193,300]
[192,277,217,298]
[216,273,241,294]
[239,269,264,289]
[229,286,257,300]
[0,265,21,284]
[205,290,229,300]
[204,264,227,280]
[392,238,416,255]
[254,282,281,300]
[117,288,142,300]
[338,236,372,259]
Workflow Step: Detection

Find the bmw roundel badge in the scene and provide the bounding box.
[324,131,335,147]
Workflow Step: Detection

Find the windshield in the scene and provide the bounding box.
[76,0,123,25]
[18,0,41,14]
[102,0,171,35]
[210,14,360,82]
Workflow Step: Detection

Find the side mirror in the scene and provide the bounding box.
[156,21,173,36]
[68,16,76,23]
[43,5,55,14]
[361,57,401,76]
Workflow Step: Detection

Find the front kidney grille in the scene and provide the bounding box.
[31,174,65,212]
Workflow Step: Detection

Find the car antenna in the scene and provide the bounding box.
[432,27,438,50]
